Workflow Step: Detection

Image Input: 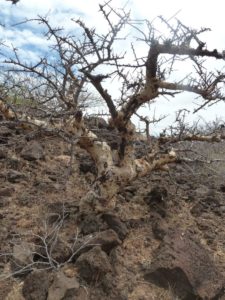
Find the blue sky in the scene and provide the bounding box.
[1,0,225,133]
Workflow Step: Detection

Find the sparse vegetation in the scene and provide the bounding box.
[0,1,225,299]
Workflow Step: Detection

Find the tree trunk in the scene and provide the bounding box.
[0,102,176,212]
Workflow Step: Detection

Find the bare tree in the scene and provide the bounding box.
[5,0,20,5]
[1,2,225,212]
[2,15,97,118]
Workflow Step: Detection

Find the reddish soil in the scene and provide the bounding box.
[0,123,225,300]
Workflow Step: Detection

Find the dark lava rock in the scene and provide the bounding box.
[0,197,8,207]
[22,270,49,300]
[121,185,137,201]
[126,216,151,229]
[195,217,217,246]
[0,148,7,159]
[133,140,150,159]
[0,186,15,197]
[151,214,168,240]
[145,186,168,203]
[62,287,88,300]
[144,229,224,300]
[220,184,225,193]
[191,194,224,217]
[50,239,72,264]
[7,169,27,183]
[91,229,121,254]
[0,126,13,139]
[102,213,128,240]
[79,213,106,235]
[7,155,23,170]
[75,246,112,284]
[36,238,72,265]
[144,186,168,217]
[73,229,121,260]
[21,141,44,161]
[79,157,97,175]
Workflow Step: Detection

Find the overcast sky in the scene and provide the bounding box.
[1,0,225,134]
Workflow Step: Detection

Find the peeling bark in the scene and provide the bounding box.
[0,100,16,120]
[73,115,177,212]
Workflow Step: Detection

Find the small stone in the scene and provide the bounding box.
[79,159,97,175]
[22,270,49,300]
[62,287,88,300]
[102,214,128,240]
[11,242,35,276]
[13,242,34,264]
[220,205,225,213]
[73,229,121,260]
[151,215,168,240]
[0,186,15,197]
[124,185,137,194]
[0,148,7,159]
[75,246,112,284]
[80,213,105,235]
[21,141,44,161]
[144,186,168,217]
[220,184,225,193]
[0,126,12,137]
[7,170,27,183]
[47,270,79,300]
[8,155,22,170]
[37,238,72,265]
[90,229,121,254]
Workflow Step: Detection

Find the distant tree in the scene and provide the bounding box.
[2,22,87,114]
[6,0,20,4]
[1,1,225,212]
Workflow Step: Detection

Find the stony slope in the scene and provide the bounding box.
[0,122,225,300]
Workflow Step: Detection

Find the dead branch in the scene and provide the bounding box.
[2,3,225,212]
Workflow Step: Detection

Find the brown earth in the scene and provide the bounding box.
[0,122,225,300]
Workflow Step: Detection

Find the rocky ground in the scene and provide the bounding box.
[0,121,225,300]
